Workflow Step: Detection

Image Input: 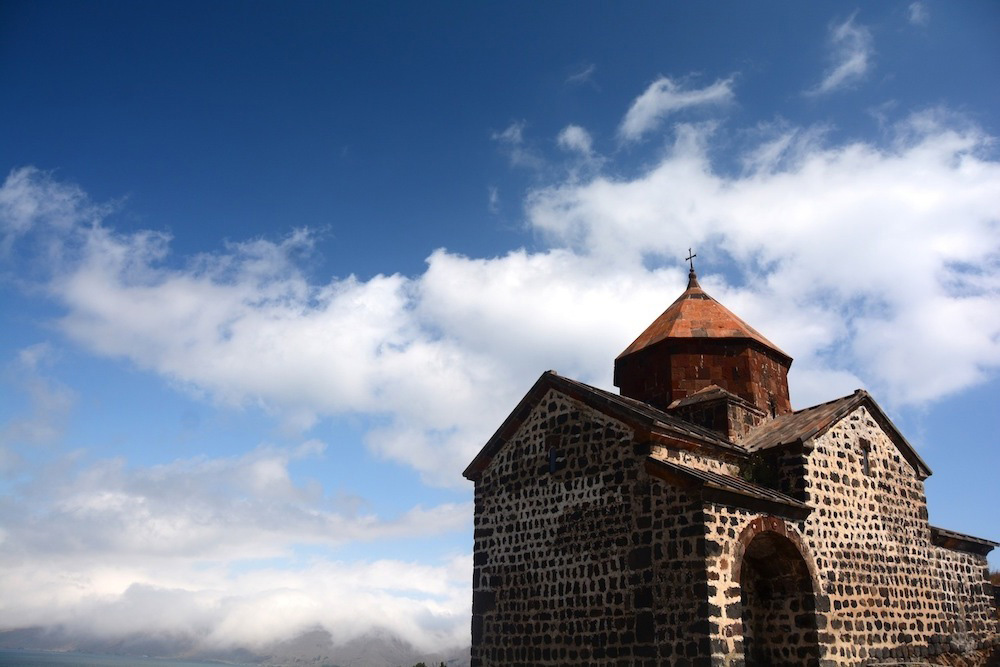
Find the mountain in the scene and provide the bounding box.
[0,626,470,667]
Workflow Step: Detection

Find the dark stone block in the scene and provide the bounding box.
[472,591,495,614]
[471,614,483,646]
[689,619,710,635]
[636,611,655,643]
[634,586,653,608]
[628,546,652,569]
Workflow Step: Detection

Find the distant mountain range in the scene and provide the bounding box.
[0,626,470,667]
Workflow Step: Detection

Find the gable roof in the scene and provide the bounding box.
[462,371,741,481]
[617,269,791,362]
[741,389,933,479]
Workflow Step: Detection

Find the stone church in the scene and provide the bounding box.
[463,262,997,666]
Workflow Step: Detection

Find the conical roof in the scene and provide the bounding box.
[617,269,791,361]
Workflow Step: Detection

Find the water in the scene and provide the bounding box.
[0,650,243,667]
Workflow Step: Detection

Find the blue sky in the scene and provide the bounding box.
[1,0,999,655]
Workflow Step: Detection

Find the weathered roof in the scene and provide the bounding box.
[557,375,740,450]
[644,457,811,520]
[741,389,933,479]
[667,384,761,412]
[617,269,791,361]
[462,371,742,481]
[929,525,998,556]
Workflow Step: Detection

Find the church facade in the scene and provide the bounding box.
[464,266,997,666]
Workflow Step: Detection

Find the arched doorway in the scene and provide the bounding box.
[739,530,820,666]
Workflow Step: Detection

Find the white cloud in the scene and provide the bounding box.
[5,102,1000,487]
[566,63,596,86]
[557,124,594,155]
[0,344,76,470]
[4,111,1000,483]
[808,14,874,95]
[3,92,1000,656]
[0,553,470,654]
[0,442,471,652]
[492,121,543,169]
[487,185,499,213]
[526,114,1000,405]
[908,1,929,26]
[3,442,469,560]
[619,76,734,141]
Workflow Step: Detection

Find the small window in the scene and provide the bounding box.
[546,434,562,474]
[860,438,871,476]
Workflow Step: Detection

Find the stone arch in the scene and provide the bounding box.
[732,517,823,666]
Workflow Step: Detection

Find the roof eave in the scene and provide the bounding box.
[744,390,933,480]
[463,371,740,482]
[644,457,812,521]
[616,334,793,366]
[930,525,998,556]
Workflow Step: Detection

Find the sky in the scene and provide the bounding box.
[1,0,999,656]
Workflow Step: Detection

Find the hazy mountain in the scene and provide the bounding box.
[0,626,470,667]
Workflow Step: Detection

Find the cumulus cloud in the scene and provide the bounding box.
[619,76,734,141]
[5,102,1000,484]
[3,92,1000,653]
[557,124,594,155]
[0,169,680,487]
[4,443,467,559]
[1,552,470,654]
[808,14,874,95]
[0,441,471,651]
[528,112,1000,404]
[5,103,1000,469]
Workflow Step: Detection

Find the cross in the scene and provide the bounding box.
[686,248,697,271]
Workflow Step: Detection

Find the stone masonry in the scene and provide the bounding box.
[464,267,998,666]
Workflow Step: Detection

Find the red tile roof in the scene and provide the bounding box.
[617,269,790,361]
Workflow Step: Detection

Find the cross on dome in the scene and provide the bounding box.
[685,248,700,288]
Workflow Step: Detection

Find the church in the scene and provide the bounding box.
[463,260,997,666]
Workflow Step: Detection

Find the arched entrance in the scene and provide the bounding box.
[738,528,820,666]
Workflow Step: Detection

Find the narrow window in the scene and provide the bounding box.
[860,438,871,476]
[546,434,561,474]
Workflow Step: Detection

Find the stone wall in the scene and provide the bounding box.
[646,479,713,662]
[471,393,996,666]
[700,405,997,665]
[649,444,739,476]
[925,546,997,657]
[799,405,997,663]
[470,388,654,666]
[702,508,822,665]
